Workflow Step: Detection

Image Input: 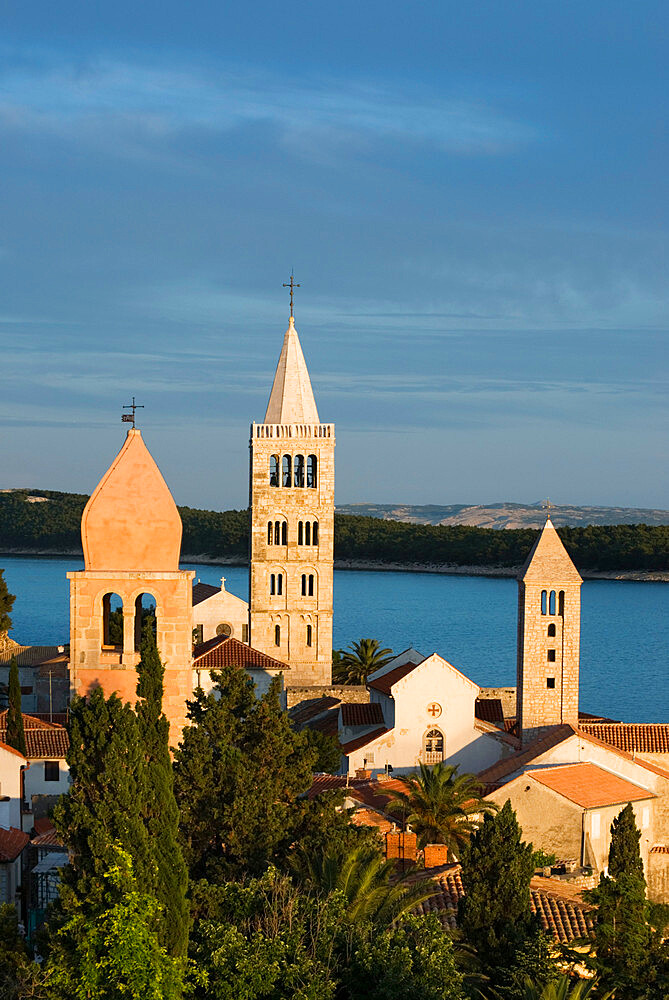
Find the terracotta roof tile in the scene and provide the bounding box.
[0,827,30,862]
[348,778,408,812]
[341,702,385,727]
[31,828,64,848]
[351,807,393,834]
[368,663,420,694]
[308,712,340,738]
[529,762,654,809]
[193,635,289,673]
[412,864,594,944]
[0,645,63,667]
[0,712,69,760]
[477,724,576,786]
[475,699,504,724]
[340,726,389,754]
[579,723,669,754]
[289,697,342,726]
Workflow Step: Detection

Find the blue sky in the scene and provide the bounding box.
[1,1,667,509]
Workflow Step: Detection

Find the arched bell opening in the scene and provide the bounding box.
[134,592,157,652]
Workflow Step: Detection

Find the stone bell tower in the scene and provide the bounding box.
[516,516,582,745]
[249,308,334,686]
[68,427,194,744]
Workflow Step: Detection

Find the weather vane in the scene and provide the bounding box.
[121,397,144,428]
[283,272,300,318]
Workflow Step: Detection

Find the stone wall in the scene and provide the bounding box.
[285,684,369,710]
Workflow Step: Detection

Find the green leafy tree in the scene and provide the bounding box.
[46,845,184,1000]
[5,657,27,756]
[0,568,15,633]
[303,727,342,774]
[520,974,612,999]
[174,665,319,879]
[608,802,645,879]
[135,617,190,958]
[345,913,465,1000]
[332,639,394,685]
[385,761,497,854]
[458,800,556,998]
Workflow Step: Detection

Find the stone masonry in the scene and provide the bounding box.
[517,518,582,745]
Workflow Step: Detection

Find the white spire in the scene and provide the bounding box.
[264,316,320,424]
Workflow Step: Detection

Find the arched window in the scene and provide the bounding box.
[269,455,279,487]
[134,593,157,651]
[282,455,292,487]
[307,454,317,488]
[306,624,312,647]
[305,521,311,546]
[558,590,565,616]
[267,521,273,545]
[294,454,305,488]
[102,593,123,649]
[424,729,444,764]
[541,590,547,615]
[301,573,306,596]
[270,574,276,595]
[281,521,287,546]
[275,520,280,544]
[308,574,314,596]
[274,625,281,647]
[549,590,556,616]
[312,521,319,545]
[277,573,283,595]
[547,623,556,637]
[298,521,304,545]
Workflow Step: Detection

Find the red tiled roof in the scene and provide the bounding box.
[412,864,594,944]
[529,762,655,809]
[367,663,419,695]
[308,712,340,738]
[193,635,290,673]
[340,727,389,754]
[192,581,220,606]
[0,827,30,863]
[351,807,393,834]
[0,712,69,760]
[579,723,669,755]
[0,645,63,667]
[477,725,576,787]
[475,698,504,724]
[289,697,341,726]
[348,778,408,812]
[31,828,64,848]
[341,702,385,727]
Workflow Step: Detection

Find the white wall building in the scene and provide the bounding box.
[339,649,514,777]
[0,740,29,905]
[191,578,249,645]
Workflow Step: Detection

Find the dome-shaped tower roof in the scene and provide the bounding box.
[81,429,182,572]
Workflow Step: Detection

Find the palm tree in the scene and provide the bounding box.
[385,762,497,856]
[521,975,611,1000]
[332,638,394,685]
[291,844,435,928]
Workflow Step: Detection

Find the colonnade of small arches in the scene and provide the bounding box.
[269,454,317,488]
[269,571,317,597]
[101,591,157,652]
[540,589,565,617]
[266,520,319,546]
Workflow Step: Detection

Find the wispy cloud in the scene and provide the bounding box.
[0,52,537,158]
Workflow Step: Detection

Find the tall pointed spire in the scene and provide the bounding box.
[519,517,582,584]
[264,316,320,424]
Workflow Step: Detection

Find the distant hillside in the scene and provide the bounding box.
[0,489,667,576]
[335,501,669,529]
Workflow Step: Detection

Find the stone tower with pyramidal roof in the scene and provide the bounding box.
[68,428,195,744]
[516,516,582,745]
[249,314,334,686]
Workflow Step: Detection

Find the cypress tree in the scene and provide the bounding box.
[135,616,189,959]
[458,800,555,997]
[5,658,27,757]
[587,803,654,997]
[52,689,152,909]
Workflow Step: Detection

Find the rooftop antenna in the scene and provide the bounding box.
[283,271,300,319]
[121,397,144,428]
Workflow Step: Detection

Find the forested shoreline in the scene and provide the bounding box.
[0,489,668,573]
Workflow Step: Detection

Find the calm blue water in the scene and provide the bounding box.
[2,556,667,723]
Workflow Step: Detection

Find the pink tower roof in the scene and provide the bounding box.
[81,429,182,572]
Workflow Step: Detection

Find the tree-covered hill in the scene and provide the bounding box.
[0,489,667,572]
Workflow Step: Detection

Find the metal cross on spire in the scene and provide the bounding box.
[121,396,144,428]
[543,497,553,520]
[283,272,300,318]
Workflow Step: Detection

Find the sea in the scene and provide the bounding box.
[2,555,667,724]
